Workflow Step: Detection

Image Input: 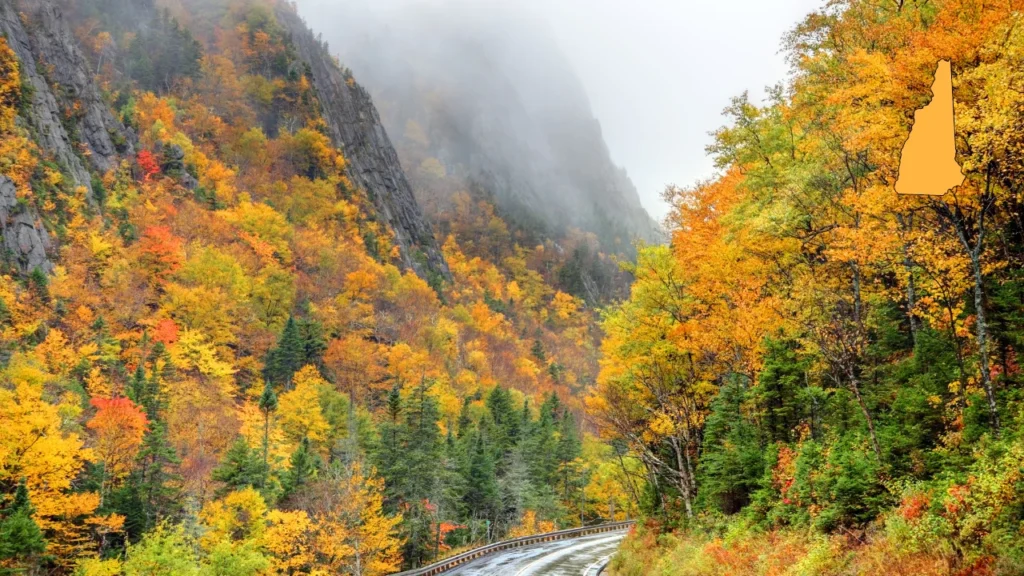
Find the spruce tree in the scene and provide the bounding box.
[463,432,498,525]
[402,379,442,504]
[526,393,560,486]
[376,384,405,510]
[530,339,546,362]
[555,410,583,510]
[264,317,304,386]
[698,380,764,514]
[118,356,180,539]
[258,380,278,490]
[212,438,268,498]
[129,363,147,406]
[297,318,327,369]
[393,379,444,567]
[486,386,519,466]
[0,481,46,568]
[754,338,810,443]
[456,397,473,440]
[282,438,321,500]
[497,444,531,534]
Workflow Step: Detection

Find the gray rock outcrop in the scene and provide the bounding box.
[16,0,135,175]
[0,1,95,196]
[0,177,53,275]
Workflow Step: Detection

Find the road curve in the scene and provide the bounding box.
[443,530,627,576]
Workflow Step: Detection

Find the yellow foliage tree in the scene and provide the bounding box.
[277,365,330,445]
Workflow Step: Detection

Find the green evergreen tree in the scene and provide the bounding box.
[456,396,473,440]
[376,384,405,510]
[374,379,444,567]
[0,481,47,570]
[27,267,49,302]
[698,380,764,514]
[212,438,268,497]
[525,393,560,486]
[297,318,327,370]
[497,444,531,535]
[115,358,180,541]
[554,409,583,516]
[486,386,519,467]
[282,438,321,500]
[264,316,304,386]
[753,338,810,443]
[530,339,546,362]
[463,431,499,528]
[257,380,278,490]
[129,363,147,406]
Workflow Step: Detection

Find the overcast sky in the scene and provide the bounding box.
[298,0,823,221]
[526,0,823,220]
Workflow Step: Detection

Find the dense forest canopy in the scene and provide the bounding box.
[0,0,636,574]
[597,0,1024,574]
[6,0,1024,575]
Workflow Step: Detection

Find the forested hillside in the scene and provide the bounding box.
[0,0,633,574]
[595,0,1024,574]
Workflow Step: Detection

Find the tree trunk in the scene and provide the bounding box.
[671,437,694,519]
[262,411,270,489]
[903,248,920,348]
[849,371,881,459]
[970,251,1000,433]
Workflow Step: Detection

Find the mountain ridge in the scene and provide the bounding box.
[296,0,663,255]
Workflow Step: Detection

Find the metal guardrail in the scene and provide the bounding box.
[391,520,635,576]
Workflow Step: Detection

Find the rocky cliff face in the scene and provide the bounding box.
[275,6,449,282]
[1,0,134,195]
[1,0,447,282]
[0,0,137,274]
[0,176,53,275]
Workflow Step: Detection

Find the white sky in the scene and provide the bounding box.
[519,0,823,220]
[299,0,824,222]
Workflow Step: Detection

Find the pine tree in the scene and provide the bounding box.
[497,445,531,535]
[0,481,47,569]
[376,384,405,511]
[525,393,560,486]
[698,380,764,514]
[258,380,278,490]
[283,438,321,500]
[124,359,181,539]
[402,379,443,505]
[27,267,49,302]
[463,432,498,526]
[264,316,304,386]
[297,318,327,370]
[129,363,147,406]
[753,338,810,443]
[212,438,268,498]
[456,397,473,440]
[554,409,583,517]
[374,379,444,568]
[486,386,519,467]
[530,339,546,362]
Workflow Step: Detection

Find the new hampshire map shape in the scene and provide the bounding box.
[895,60,965,196]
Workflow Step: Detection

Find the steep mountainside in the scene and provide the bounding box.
[0,0,134,273]
[2,0,445,282]
[0,1,633,574]
[274,5,448,281]
[296,0,662,255]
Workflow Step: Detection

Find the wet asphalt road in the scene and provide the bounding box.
[444,530,627,576]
